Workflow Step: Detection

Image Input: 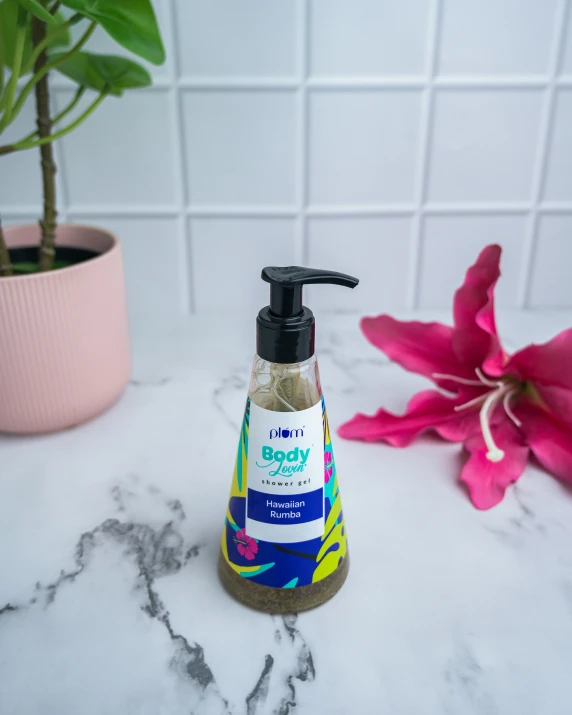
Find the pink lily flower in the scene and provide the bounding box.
[339,244,572,509]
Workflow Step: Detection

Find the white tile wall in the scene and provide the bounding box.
[2,0,572,315]
[307,216,413,314]
[1,97,44,212]
[530,214,572,307]
[427,90,544,202]
[75,217,184,314]
[55,88,180,208]
[438,0,559,76]
[419,214,527,307]
[562,4,572,75]
[191,217,296,314]
[543,90,572,201]
[308,90,421,205]
[183,91,297,205]
[310,0,431,77]
[177,1,297,78]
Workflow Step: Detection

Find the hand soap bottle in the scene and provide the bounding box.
[219,266,359,613]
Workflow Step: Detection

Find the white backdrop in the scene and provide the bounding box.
[2,0,572,316]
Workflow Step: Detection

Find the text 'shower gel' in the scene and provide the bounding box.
[219,266,359,613]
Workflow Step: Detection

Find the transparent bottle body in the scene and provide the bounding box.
[218,354,349,613]
[248,354,322,412]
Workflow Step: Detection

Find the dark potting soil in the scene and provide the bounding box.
[8,245,99,275]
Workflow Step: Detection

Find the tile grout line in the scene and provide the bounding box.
[50,87,71,225]
[294,0,310,267]
[518,0,570,308]
[47,75,568,93]
[168,0,194,314]
[5,202,572,220]
[408,0,442,309]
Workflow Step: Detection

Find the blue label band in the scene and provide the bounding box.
[247,487,323,526]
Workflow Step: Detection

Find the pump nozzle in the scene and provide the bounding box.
[257,266,359,363]
[261,266,359,318]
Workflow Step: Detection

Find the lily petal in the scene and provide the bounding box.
[504,329,572,391]
[361,316,475,389]
[534,385,572,429]
[516,399,572,484]
[478,286,508,376]
[461,422,529,509]
[338,389,484,447]
[452,244,506,372]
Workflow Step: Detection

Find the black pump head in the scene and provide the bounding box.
[261,266,359,318]
[257,266,359,364]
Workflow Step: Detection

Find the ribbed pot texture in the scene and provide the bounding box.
[0,224,131,434]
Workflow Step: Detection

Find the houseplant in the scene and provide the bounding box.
[0,0,165,433]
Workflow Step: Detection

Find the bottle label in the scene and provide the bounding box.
[220,397,348,589]
[245,400,324,543]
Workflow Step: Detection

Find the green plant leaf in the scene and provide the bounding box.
[12,260,71,274]
[12,262,40,274]
[62,0,165,65]
[0,1,27,69]
[18,0,58,24]
[51,51,152,95]
[0,14,4,97]
[0,1,70,73]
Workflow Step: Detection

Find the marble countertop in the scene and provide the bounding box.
[2,310,572,715]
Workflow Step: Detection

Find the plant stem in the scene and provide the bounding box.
[23,14,83,75]
[49,0,62,13]
[0,21,27,130]
[51,84,87,125]
[31,15,58,272]
[0,91,106,156]
[8,20,96,129]
[15,85,86,145]
[0,216,13,277]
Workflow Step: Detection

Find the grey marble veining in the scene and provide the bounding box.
[1,311,572,715]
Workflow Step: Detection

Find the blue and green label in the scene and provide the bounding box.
[221,397,348,588]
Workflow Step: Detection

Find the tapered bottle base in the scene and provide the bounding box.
[218,552,349,614]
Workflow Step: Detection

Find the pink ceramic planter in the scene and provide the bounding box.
[0,224,131,434]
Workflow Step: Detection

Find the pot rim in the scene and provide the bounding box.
[1,223,120,284]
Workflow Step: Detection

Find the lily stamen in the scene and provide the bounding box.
[479,385,512,462]
[454,393,488,412]
[443,371,523,463]
[474,367,502,389]
[432,372,485,387]
[503,390,522,428]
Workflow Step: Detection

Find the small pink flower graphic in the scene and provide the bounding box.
[324,451,333,483]
[235,528,259,561]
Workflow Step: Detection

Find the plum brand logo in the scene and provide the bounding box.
[269,426,304,439]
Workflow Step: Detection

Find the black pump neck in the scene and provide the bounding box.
[269,283,303,317]
[257,266,359,364]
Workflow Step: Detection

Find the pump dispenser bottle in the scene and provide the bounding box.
[219,266,359,613]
